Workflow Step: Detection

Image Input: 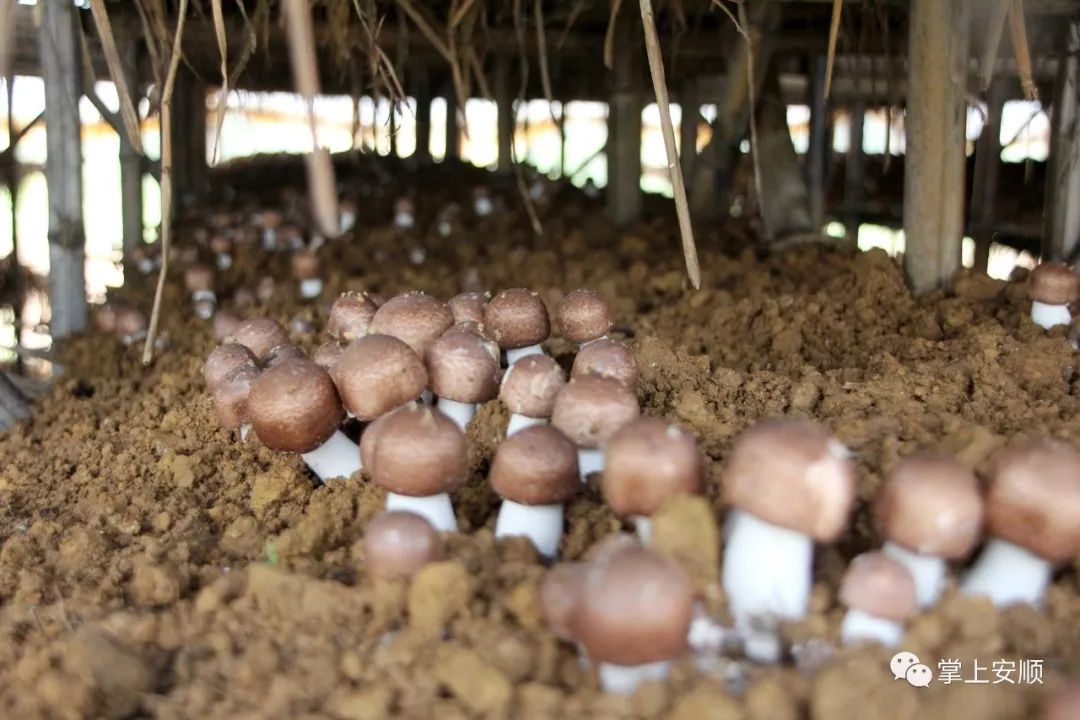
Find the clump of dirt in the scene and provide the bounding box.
[1,164,1078,719]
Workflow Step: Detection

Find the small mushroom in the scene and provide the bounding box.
[839,552,917,647]
[212,310,243,341]
[291,250,323,299]
[393,196,415,229]
[184,264,217,319]
[1029,262,1079,330]
[448,292,488,329]
[550,376,639,480]
[426,326,501,431]
[362,511,445,581]
[473,185,494,216]
[326,291,378,342]
[539,562,587,641]
[499,355,566,436]
[485,288,551,364]
[115,305,148,346]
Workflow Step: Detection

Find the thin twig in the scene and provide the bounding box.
[143,0,189,365]
[603,0,624,70]
[639,0,700,288]
[209,0,229,163]
[534,0,555,122]
[88,0,143,154]
[824,0,842,99]
[556,0,588,50]
[737,3,766,242]
[1009,0,1038,101]
[709,0,746,40]
[979,0,1011,91]
[0,0,13,86]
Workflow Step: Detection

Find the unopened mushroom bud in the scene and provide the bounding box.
[115,305,148,345]
[558,289,614,345]
[448,292,488,329]
[551,376,639,480]
[571,338,638,390]
[291,250,323,299]
[875,455,984,607]
[246,359,360,482]
[962,440,1080,607]
[473,185,494,216]
[839,552,917,647]
[259,209,283,250]
[212,310,243,341]
[485,288,551,364]
[229,317,290,362]
[210,234,233,270]
[362,510,445,581]
[256,277,276,305]
[539,562,587,641]
[499,355,566,435]
[393,197,415,229]
[313,340,345,372]
[1029,262,1079,330]
[369,292,454,360]
[436,203,461,237]
[426,326,500,431]
[213,364,261,439]
[203,342,258,391]
[333,334,428,421]
[366,405,467,532]
[327,291,378,342]
[575,546,693,694]
[601,418,703,542]
[491,425,580,558]
[185,264,216,318]
[721,419,855,662]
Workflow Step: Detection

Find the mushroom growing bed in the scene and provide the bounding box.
[1,164,1079,719]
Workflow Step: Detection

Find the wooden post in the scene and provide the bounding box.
[607,14,642,225]
[444,91,459,162]
[117,25,143,264]
[558,101,566,177]
[844,100,866,242]
[971,77,1007,272]
[903,0,969,293]
[389,100,398,158]
[1044,22,1080,262]
[413,65,431,164]
[807,55,829,229]
[38,0,87,338]
[755,67,814,241]
[170,69,207,209]
[680,77,698,181]
[495,56,513,174]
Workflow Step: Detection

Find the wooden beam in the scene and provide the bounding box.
[971,77,1008,272]
[117,24,144,264]
[38,0,87,338]
[607,12,642,225]
[806,55,829,229]
[1044,22,1080,262]
[903,0,969,293]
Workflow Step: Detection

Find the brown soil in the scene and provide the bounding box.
[1,166,1078,719]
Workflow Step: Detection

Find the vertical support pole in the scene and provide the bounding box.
[38,0,87,338]
[1044,22,1080,262]
[171,69,207,209]
[389,100,398,158]
[558,101,566,177]
[607,14,642,225]
[445,90,460,162]
[117,24,144,264]
[844,99,866,243]
[903,0,969,293]
[413,65,431,164]
[971,77,1007,272]
[807,55,829,229]
[495,55,513,174]
[680,77,698,181]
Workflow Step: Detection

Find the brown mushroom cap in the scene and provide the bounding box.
[571,338,638,390]
[722,419,855,542]
[839,552,918,621]
[484,288,551,349]
[263,343,306,368]
[114,306,147,338]
[490,425,580,505]
[369,292,454,357]
[362,510,445,581]
[426,326,501,403]
[94,303,118,334]
[359,409,394,473]
[366,405,467,497]
[246,359,344,453]
[326,291,378,342]
[291,250,320,281]
[203,342,259,391]
[312,340,345,372]
[448,292,488,327]
[256,277,276,304]
[601,418,703,517]
[574,546,693,666]
[984,440,1080,562]
[332,334,428,421]
[499,355,566,419]
[539,562,587,641]
[1043,682,1080,720]
[558,289,614,344]
[184,264,215,294]
[875,454,984,559]
[229,317,290,360]
[212,364,261,431]
[209,234,232,256]
[550,376,640,449]
[212,310,243,341]
[1029,262,1080,305]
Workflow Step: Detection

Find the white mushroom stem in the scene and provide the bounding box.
[840,608,904,647]
[438,221,452,237]
[437,398,476,432]
[239,424,252,442]
[882,541,946,608]
[474,197,494,216]
[299,430,362,482]
[961,538,1052,607]
[340,211,356,232]
[261,228,277,250]
[633,516,652,545]
[597,660,672,695]
[137,257,156,274]
[721,508,812,663]
[1031,301,1071,330]
[494,500,564,558]
[577,447,604,481]
[385,492,457,533]
[216,254,233,270]
[394,212,414,229]
[299,278,324,299]
[122,330,148,347]
[506,346,546,365]
[506,413,545,436]
[420,389,435,406]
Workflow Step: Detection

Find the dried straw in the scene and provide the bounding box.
[1009,0,1038,101]
[824,0,842,99]
[88,0,143,154]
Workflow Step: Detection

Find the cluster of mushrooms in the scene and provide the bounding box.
[199,282,1080,696]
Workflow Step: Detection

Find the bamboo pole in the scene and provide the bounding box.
[1044,22,1080,262]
